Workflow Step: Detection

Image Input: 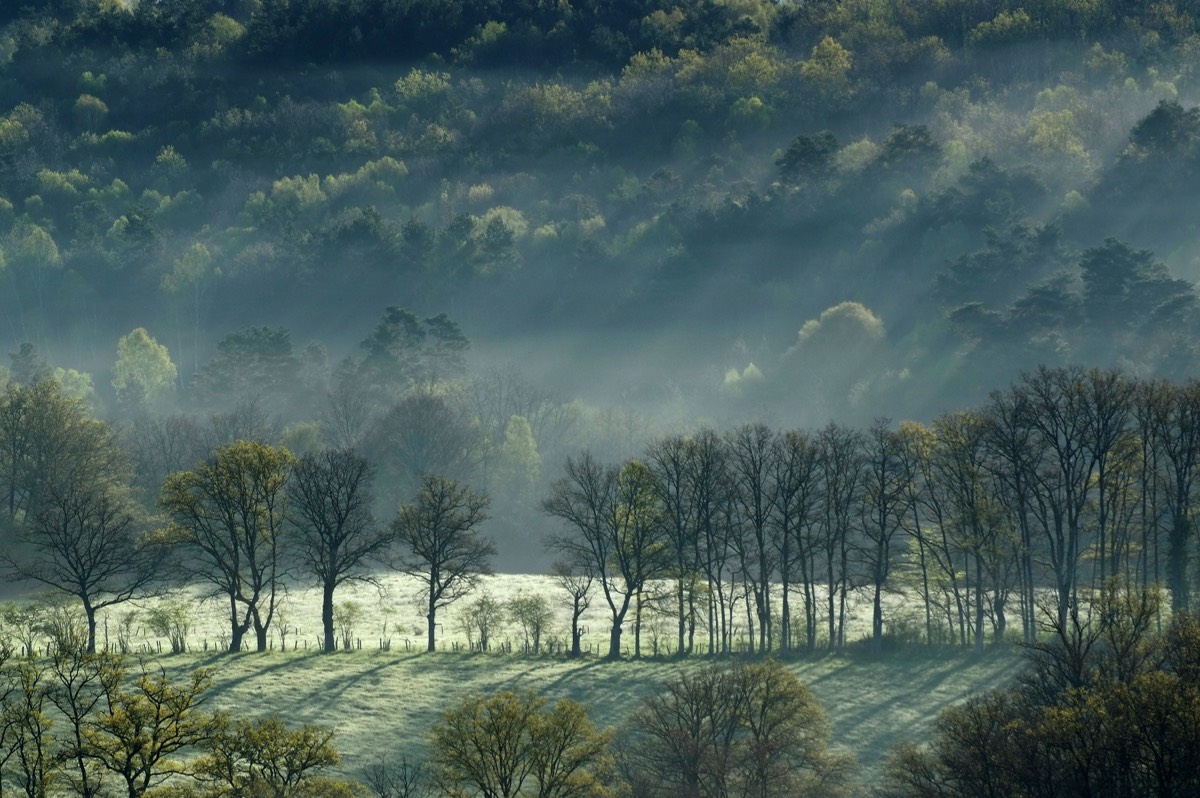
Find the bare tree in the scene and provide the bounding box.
[365,388,482,505]
[1017,367,1098,630]
[363,755,431,798]
[287,448,390,653]
[645,434,699,658]
[391,475,493,652]
[686,429,734,655]
[1146,378,1200,611]
[816,424,864,651]
[120,414,207,498]
[544,453,667,660]
[1080,369,1134,587]
[725,424,777,654]
[203,396,282,449]
[551,560,594,658]
[318,376,381,451]
[6,479,166,653]
[858,418,910,655]
[771,429,823,652]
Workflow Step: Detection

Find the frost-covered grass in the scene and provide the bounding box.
[115,572,922,657]
[153,641,1023,785]
[10,574,1027,785]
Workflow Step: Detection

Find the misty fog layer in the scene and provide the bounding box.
[0,0,1199,571]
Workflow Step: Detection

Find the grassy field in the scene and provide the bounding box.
[154,642,1023,786]
[117,573,1025,787]
[9,574,1029,787]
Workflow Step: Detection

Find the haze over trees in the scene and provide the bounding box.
[0,0,1199,434]
[10,2,1200,795]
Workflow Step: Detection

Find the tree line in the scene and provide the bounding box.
[546,365,1200,659]
[6,361,1200,665]
[0,369,499,657]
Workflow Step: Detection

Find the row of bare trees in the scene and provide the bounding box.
[545,367,1200,658]
[7,365,1200,662]
[0,378,496,657]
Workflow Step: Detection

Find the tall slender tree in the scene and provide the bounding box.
[392,475,493,653]
[287,448,389,653]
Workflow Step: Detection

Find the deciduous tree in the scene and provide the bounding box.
[626,660,853,798]
[6,479,166,653]
[112,328,177,415]
[286,448,388,653]
[392,475,493,653]
[430,690,615,798]
[160,441,295,652]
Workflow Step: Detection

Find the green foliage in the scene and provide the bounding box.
[160,440,296,653]
[882,589,1200,798]
[430,689,616,797]
[196,715,358,797]
[190,326,299,410]
[626,659,855,797]
[113,327,178,413]
[496,415,541,503]
[801,36,854,102]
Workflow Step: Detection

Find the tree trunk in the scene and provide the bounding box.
[426,608,437,653]
[780,580,791,653]
[84,600,97,654]
[871,581,883,655]
[229,594,244,652]
[571,600,583,658]
[827,557,836,652]
[253,611,268,653]
[872,539,886,654]
[975,553,985,656]
[1170,513,1190,612]
[993,593,1007,643]
[676,576,686,658]
[322,582,336,653]
[607,619,622,660]
[634,587,643,659]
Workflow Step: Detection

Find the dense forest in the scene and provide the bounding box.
[1,0,1200,426]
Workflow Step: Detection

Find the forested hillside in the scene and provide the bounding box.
[2,0,1200,426]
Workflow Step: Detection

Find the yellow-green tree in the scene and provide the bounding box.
[112,327,178,414]
[161,441,295,652]
[628,660,854,797]
[430,690,615,798]
[195,715,359,798]
[87,664,222,798]
[161,242,219,380]
[496,415,541,503]
[800,37,854,104]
